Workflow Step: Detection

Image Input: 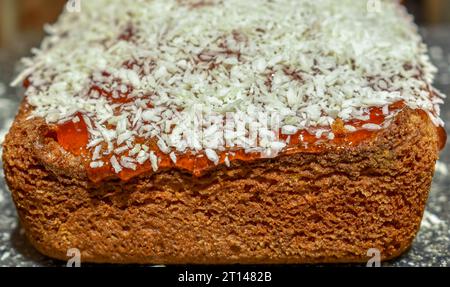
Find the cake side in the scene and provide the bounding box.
[2,101,441,264]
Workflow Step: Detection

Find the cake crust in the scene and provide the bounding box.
[2,100,441,264]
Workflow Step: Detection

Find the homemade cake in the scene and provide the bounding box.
[2,0,447,264]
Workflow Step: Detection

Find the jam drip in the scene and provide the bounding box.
[56,113,89,156]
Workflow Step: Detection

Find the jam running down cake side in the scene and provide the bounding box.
[2,0,447,264]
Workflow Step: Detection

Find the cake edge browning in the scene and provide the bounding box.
[2,100,441,264]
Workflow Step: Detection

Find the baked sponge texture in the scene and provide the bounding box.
[2,102,441,264]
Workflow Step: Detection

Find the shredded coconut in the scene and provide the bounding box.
[169,152,177,164]
[224,155,231,167]
[110,156,122,173]
[11,0,445,173]
[205,149,219,165]
[149,151,158,172]
[362,123,383,131]
[90,161,104,169]
[344,125,357,133]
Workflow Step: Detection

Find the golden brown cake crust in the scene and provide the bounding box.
[2,100,441,264]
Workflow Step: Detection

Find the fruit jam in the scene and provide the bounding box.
[54,100,421,182]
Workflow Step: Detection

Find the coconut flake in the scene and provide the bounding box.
[224,156,231,167]
[169,152,177,164]
[149,151,159,172]
[282,125,298,135]
[90,161,104,168]
[344,125,357,132]
[110,156,122,173]
[362,123,382,131]
[205,149,219,165]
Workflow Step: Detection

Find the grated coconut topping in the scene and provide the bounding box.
[11,0,445,173]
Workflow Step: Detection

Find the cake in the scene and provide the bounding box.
[2,0,446,264]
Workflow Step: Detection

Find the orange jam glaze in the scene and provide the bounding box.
[53,101,440,183]
[56,113,89,156]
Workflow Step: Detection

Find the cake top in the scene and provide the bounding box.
[12,0,445,176]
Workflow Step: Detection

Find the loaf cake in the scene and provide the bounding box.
[2,0,446,264]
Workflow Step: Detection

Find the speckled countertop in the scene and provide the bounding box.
[0,26,449,267]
